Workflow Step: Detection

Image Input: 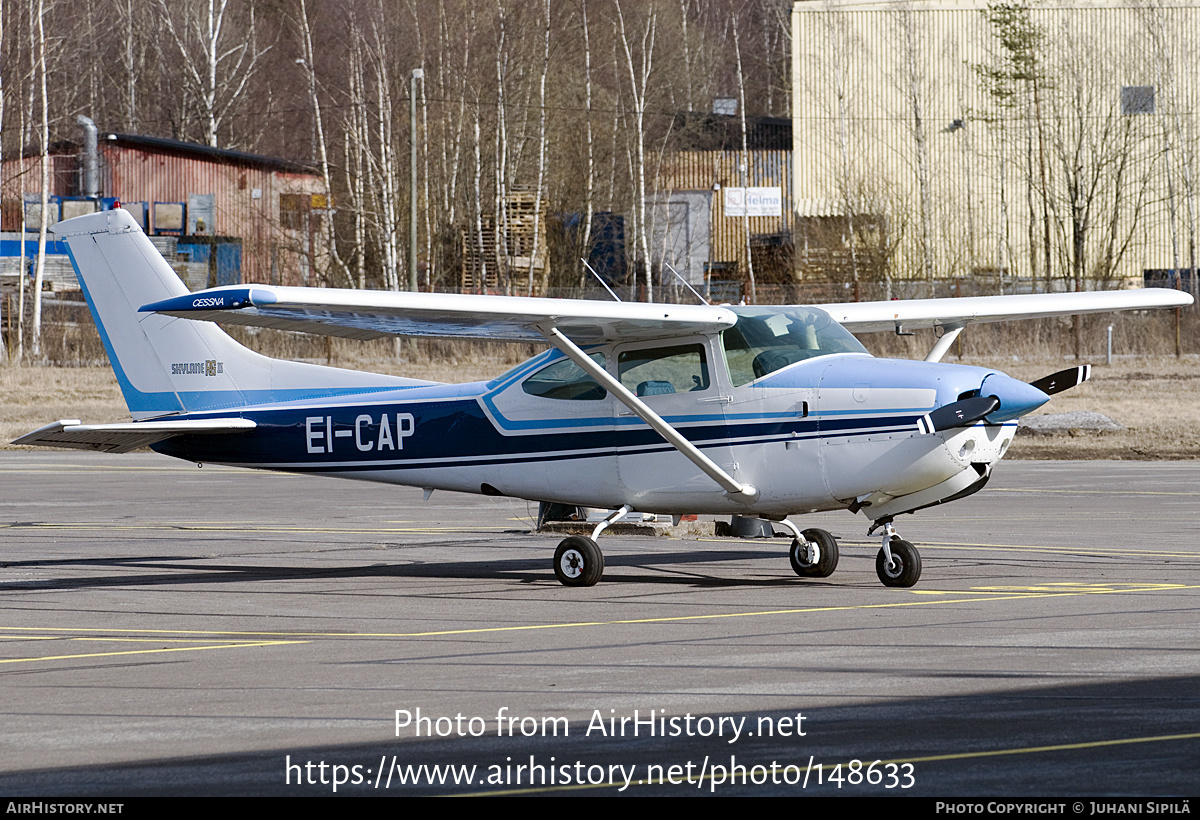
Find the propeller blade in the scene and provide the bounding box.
[1029,365,1091,396]
[916,395,1000,434]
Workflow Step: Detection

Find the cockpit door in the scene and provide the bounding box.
[611,336,734,509]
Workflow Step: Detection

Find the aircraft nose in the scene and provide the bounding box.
[979,372,1050,422]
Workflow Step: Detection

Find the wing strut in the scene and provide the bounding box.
[924,324,964,363]
[538,324,759,505]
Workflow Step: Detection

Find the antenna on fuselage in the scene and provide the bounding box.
[580,258,622,302]
[663,263,709,305]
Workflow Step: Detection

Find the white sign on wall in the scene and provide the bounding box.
[724,187,782,218]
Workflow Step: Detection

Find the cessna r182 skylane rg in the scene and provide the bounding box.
[15,210,1193,588]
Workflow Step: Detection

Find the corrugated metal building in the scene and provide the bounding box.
[654,115,795,299]
[791,0,1200,293]
[0,133,327,287]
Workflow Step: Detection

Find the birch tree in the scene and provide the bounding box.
[976,2,1052,292]
[892,4,935,292]
[492,0,510,293]
[818,3,866,298]
[580,0,596,276]
[1138,0,1198,303]
[530,0,550,294]
[30,0,48,359]
[613,0,657,301]
[154,0,272,148]
[294,0,349,286]
[731,5,756,303]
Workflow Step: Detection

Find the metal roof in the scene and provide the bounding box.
[102,134,318,175]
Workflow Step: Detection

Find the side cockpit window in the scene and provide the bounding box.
[521,353,607,401]
[618,344,710,396]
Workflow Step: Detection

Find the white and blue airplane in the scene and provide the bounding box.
[15,210,1193,588]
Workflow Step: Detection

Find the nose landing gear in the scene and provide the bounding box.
[869,518,922,587]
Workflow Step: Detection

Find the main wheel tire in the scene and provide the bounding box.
[553,536,604,587]
[876,537,921,588]
[790,528,839,577]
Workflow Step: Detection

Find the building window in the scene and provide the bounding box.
[1121,86,1155,115]
[280,193,308,231]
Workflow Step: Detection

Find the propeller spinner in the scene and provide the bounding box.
[917,365,1093,434]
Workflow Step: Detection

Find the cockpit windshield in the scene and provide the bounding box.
[722,305,868,386]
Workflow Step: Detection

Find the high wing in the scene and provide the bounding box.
[13,418,257,454]
[141,286,738,344]
[145,284,1192,343]
[824,289,1193,334]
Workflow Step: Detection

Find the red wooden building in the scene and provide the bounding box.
[1,132,329,286]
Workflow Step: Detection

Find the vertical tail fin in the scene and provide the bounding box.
[56,209,415,419]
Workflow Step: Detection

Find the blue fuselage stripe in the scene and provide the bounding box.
[151,394,919,472]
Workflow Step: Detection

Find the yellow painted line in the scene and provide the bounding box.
[3,582,1196,642]
[0,464,244,474]
[0,639,306,665]
[811,538,1199,560]
[912,582,1188,595]
[993,487,1200,497]
[920,542,1199,560]
[459,730,1200,796]
[698,536,1200,560]
[2,522,506,534]
[953,582,1185,593]
[62,637,288,644]
[898,730,1200,766]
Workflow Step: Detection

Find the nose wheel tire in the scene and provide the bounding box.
[553,536,604,587]
[790,528,839,577]
[876,538,921,588]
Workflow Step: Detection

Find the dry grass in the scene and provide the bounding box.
[0,365,127,446]
[0,338,537,448]
[3,342,1196,460]
[967,355,1200,460]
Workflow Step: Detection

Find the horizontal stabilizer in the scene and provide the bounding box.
[13,418,257,454]
[141,286,737,344]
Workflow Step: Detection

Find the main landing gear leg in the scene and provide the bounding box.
[777,519,840,578]
[869,518,922,588]
[552,505,630,587]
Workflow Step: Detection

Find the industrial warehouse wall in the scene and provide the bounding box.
[0,144,328,289]
[791,0,1200,294]
[655,150,795,287]
[96,144,327,286]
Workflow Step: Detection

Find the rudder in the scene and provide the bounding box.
[56,209,417,419]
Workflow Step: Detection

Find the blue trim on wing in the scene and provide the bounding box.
[139,287,272,313]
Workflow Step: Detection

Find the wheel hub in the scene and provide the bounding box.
[559,550,584,578]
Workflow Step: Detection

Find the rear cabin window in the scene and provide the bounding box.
[521,353,607,401]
